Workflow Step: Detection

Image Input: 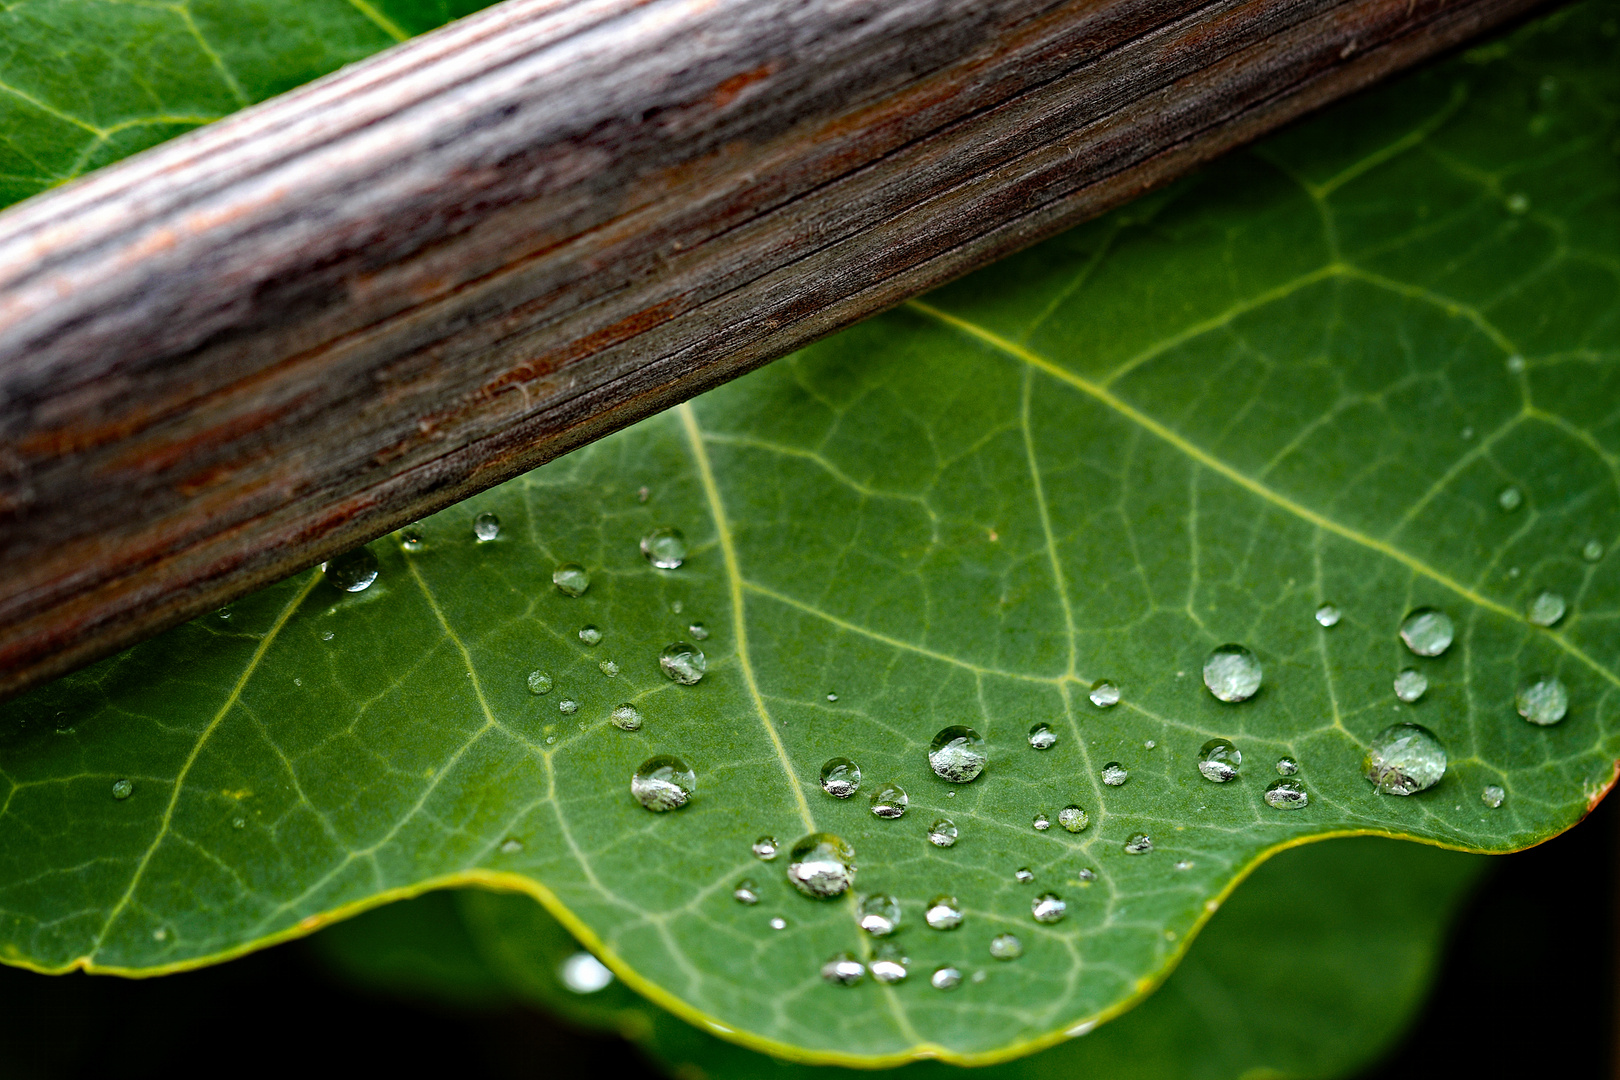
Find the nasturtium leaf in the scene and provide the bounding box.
[1,0,1617,1065]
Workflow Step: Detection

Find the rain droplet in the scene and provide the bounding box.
[1101,762,1128,786]
[323,547,378,592]
[819,757,862,799]
[1399,608,1454,657]
[1014,868,1034,883]
[553,563,590,597]
[111,779,133,800]
[1032,812,1050,831]
[687,622,709,641]
[630,754,695,811]
[399,524,425,550]
[1315,603,1341,627]
[527,671,553,695]
[1498,485,1523,512]
[826,692,838,702]
[925,895,963,930]
[1582,539,1604,562]
[1275,757,1299,776]
[1077,868,1097,882]
[1364,722,1446,795]
[858,893,901,936]
[659,642,706,685]
[928,726,987,783]
[931,965,963,991]
[1057,805,1089,833]
[1481,785,1505,809]
[473,512,501,541]
[1526,591,1567,627]
[599,660,619,678]
[733,879,760,905]
[1028,722,1057,750]
[1203,644,1262,702]
[1265,779,1309,810]
[989,933,1023,960]
[641,526,687,570]
[560,952,614,994]
[769,917,787,931]
[786,833,856,898]
[752,836,779,861]
[1394,668,1429,703]
[578,625,602,646]
[1031,893,1066,924]
[1516,675,1568,726]
[1123,833,1153,854]
[558,699,578,715]
[869,943,909,984]
[500,838,523,854]
[927,819,958,847]
[232,817,246,830]
[1144,740,1155,750]
[1089,680,1121,708]
[869,782,907,819]
[1198,738,1242,783]
[821,952,865,987]
[670,600,683,614]
[610,703,643,731]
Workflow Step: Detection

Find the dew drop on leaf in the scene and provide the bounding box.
[926,819,958,847]
[399,524,425,551]
[111,779,133,800]
[1198,738,1241,783]
[610,703,643,731]
[473,512,500,541]
[1014,868,1034,883]
[821,952,864,987]
[558,699,578,715]
[1315,603,1341,627]
[931,966,963,991]
[733,879,759,905]
[928,726,986,782]
[1399,608,1454,657]
[869,943,908,984]
[527,671,553,695]
[768,917,787,931]
[1583,539,1604,562]
[322,547,378,593]
[819,757,862,798]
[868,782,907,819]
[687,622,709,641]
[925,895,963,930]
[1526,590,1567,627]
[1027,722,1057,750]
[1394,668,1429,703]
[1275,756,1300,776]
[1516,675,1569,726]
[1203,644,1262,702]
[640,526,687,569]
[232,817,246,830]
[857,893,901,936]
[599,660,618,677]
[1364,722,1447,795]
[752,836,779,861]
[786,833,856,898]
[1031,892,1066,924]
[1124,833,1153,855]
[1101,761,1128,786]
[989,933,1022,960]
[659,641,706,685]
[560,952,614,994]
[578,625,602,646]
[1088,679,1121,708]
[1032,812,1050,831]
[552,563,590,596]
[1482,785,1506,809]
[1057,805,1089,833]
[1264,779,1309,810]
[1498,485,1523,511]
[630,754,695,811]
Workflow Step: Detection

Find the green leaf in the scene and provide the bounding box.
[2,1,1616,1064]
[0,0,497,209]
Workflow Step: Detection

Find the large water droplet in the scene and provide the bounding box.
[1028,722,1057,750]
[931,965,963,990]
[111,779,133,800]
[610,703,643,731]
[869,943,908,984]
[821,953,865,987]
[1399,608,1454,657]
[1031,893,1066,924]
[1516,675,1568,725]
[641,526,687,569]
[752,836,779,861]
[1198,738,1241,783]
[1089,680,1121,708]
[659,642,706,685]
[989,933,1023,960]
[578,625,602,646]
[1101,762,1128,786]
[631,755,695,811]
[1032,812,1050,831]
[1275,756,1299,776]
[925,895,963,930]
[869,782,907,819]
[527,671,553,695]
[1315,603,1341,627]
[1394,668,1428,703]
[1264,779,1308,810]
[688,622,709,641]
[1497,485,1523,512]
[1123,832,1153,854]
[733,879,759,905]
[473,512,501,541]
[927,819,958,847]
[1583,539,1604,563]
[858,893,901,936]
[820,757,862,799]
[1481,784,1505,809]
[1526,591,1567,627]
[553,563,590,597]
[560,952,614,994]
[1364,722,1446,795]
[1203,644,1262,702]
[928,726,986,782]
[786,833,856,898]
[323,547,378,592]
[1058,805,1089,833]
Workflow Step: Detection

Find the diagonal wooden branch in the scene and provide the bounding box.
[0,0,1551,698]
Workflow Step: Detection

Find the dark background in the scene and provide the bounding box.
[1,792,1612,1079]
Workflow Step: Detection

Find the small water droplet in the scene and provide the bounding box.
[786,833,856,898]
[1265,779,1309,810]
[1461,427,1474,440]
[931,965,963,990]
[869,943,909,984]
[322,547,378,592]
[1028,722,1057,750]
[1123,832,1153,854]
[112,779,133,800]
[928,726,987,782]
[399,524,425,550]
[989,933,1023,960]
[733,879,759,905]
[527,671,553,695]
[926,819,958,847]
[1014,868,1034,883]
[1526,590,1567,627]
[1144,739,1155,750]
[560,952,614,994]
[1077,868,1097,882]
[1481,784,1505,809]
[687,622,709,641]
[826,692,838,702]
[152,928,167,942]
[558,698,578,715]
[499,838,523,854]
[1057,805,1089,833]
[1203,644,1262,702]
[473,512,501,541]
[670,600,683,614]
[769,917,787,931]
[1032,812,1051,831]
[1031,892,1066,924]
[1089,679,1121,708]
[232,817,246,830]
[610,703,643,731]
[631,754,695,811]
[553,563,590,596]
[925,895,963,930]
[1399,608,1454,657]
[858,893,901,936]
[1582,539,1604,562]
[577,625,602,646]
[1498,485,1524,512]
[1315,603,1341,627]
[752,836,779,861]
[321,631,334,642]
[1101,762,1128,786]
[1506,354,1526,373]
[641,526,687,569]
[1364,722,1446,795]
[659,641,706,685]
[1275,756,1299,776]
[599,660,619,678]
[1394,668,1428,703]
[869,782,907,819]
[819,757,862,798]
[1516,675,1569,725]
[1198,738,1241,783]
[1505,192,1530,214]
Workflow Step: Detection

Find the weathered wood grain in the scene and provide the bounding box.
[0,0,1553,697]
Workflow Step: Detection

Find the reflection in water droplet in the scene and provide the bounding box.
[641,526,687,569]
[1032,812,1050,832]
[1315,604,1341,627]
[733,879,759,905]
[1028,722,1057,750]
[1275,757,1299,776]
[1014,868,1034,884]
[819,757,862,799]
[858,893,901,936]
[769,917,787,930]
[1203,644,1262,702]
[1058,805,1089,833]
[1031,893,1066,924]
[752,836,779,861]
[1101,762,1128,787]
[1481,785,1505,809]
[560,952,614,994]
[610,703,643,731]
[1516,675,1569,725]
[112,779,133,800]
[925,896,963,930]
[630,755,695,811]
[323,547,379,592]
[786,833,856,898]
[473,512,500,541]
[599,660,618,678]
[1526,591,1567,627]
[1364,722,1446,795]
[688,622,709,641]
[869,782,907,819]
[989,934,1023,960]
[1583,540,1605,563]
[1399,608,1454,657]
[1497,486,1523,512]
[1198,738,1242,783]
[1089,680,1121,708]
[1124,833,1153,855]
[553,563,590,596]
[400,525,425,551]
[931,966,963,990]
[870,943,909,984]
[1265,779,1309,810]
[578,625,602,646]
[928,726,987,782]
[558,699,578,715]
[659,642,706,685]
[821,953,865,987]
[1394,668,1428,703]
[927,819,958,847]
[527,671,553,695]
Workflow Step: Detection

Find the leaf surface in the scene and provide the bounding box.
[1,2,1617,1064]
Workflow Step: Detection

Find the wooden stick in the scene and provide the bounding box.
[0,0,1551,697]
